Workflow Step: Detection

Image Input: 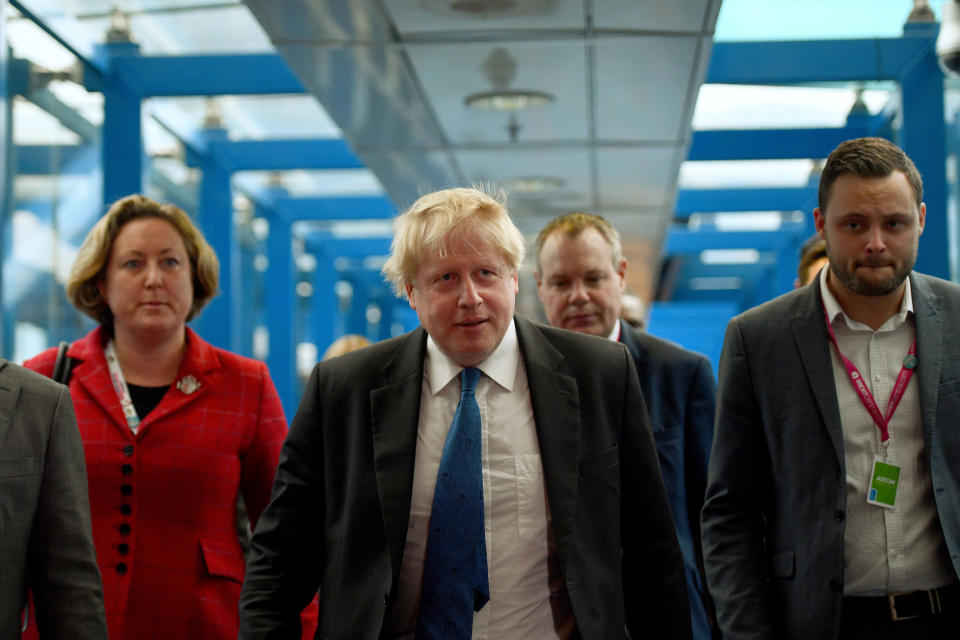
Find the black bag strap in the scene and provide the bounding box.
[51,340,76,385]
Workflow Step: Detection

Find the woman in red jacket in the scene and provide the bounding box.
[24,194,315,640]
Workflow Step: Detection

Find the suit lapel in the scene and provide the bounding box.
[618,324,645,363]
[0,361,16,449]
[910,274,943,445]
[515,317,580,567]
[70,331,134,438]
[791,283,845,466]
[370,328,427,580]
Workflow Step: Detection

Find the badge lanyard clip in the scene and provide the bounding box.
[822,306,915,452]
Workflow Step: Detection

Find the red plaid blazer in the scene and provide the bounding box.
[24,326,316,640]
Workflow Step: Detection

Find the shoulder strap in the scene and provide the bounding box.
[51,340,76,385]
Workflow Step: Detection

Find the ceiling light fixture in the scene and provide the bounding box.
[421,0,555,19]
[465,48,554,112]
[501,176,565,193]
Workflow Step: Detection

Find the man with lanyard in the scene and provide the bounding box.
[701,137,960,640]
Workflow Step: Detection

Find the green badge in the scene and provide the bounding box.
[867,457,901,509]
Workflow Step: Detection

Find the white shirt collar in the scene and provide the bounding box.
[608,318,621,342]
[424,318,520,395]
[818,265,913,330]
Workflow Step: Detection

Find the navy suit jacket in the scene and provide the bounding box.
[702,272,960,639]
[619,324,717,640]
[240,316,690,639]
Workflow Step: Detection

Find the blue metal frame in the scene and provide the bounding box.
[259,192,297,418]
[676,187,818,215]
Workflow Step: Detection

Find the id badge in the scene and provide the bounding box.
[867,456,901,509]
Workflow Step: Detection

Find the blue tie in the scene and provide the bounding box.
[416,366,489,640]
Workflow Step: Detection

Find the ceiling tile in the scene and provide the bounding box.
[406,39,589,143]
[593,0,713,33]
[596,147,677,208]
[593,35,699,141]
[386,0,585,34]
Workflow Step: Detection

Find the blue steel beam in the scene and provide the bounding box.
[674,260,777,280]
[688,127,870,162]
[707,36,933,84]
[306,234,392,259]
[263,204,296,418]
[97,41,144,206]
[666,228,800,254]
[185,138,364,172]
[273,196,395,221]
[899,25,949,279]
[87,54,304,97]
[676,187,817,214]
[1,1,10,356]
[16,145,94,174]
[191,128,238,352]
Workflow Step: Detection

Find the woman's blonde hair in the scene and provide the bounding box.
[67,194,219,327]
[321,334,372,361]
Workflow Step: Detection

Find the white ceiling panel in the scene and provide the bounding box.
[387,0,585,34]
[594,35,700,141]
[593,0,715,33]
[406,39,589,143]
[596,147,679,208]
[455,147,591,202]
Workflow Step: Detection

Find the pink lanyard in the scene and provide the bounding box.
[822,306,916,444]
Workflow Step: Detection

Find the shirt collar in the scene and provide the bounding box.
[608,318,621,342]
[818,265,913,330]
[425,318,520,395]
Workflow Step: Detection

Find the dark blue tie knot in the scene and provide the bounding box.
[461,367,481,393]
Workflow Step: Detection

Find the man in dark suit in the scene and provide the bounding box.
[702,137,960,640]
[0,359,106,638]
[239,187,690,639]
[534,212,718,640]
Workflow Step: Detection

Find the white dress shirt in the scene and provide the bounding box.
[384,320,568,639]
[820,269,953,595]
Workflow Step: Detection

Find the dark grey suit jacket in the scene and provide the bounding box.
[0,359,106,638]
[701,272,960,640]
[240,316,690,639]
[619,324,717,640]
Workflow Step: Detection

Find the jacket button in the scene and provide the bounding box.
[123,445,134,457]
[119,523,131,535]
[829,578,842,592]
[121,484,133,495]
[120,503,132,516]
[835,510,844,521]
[118,543,129,555]
[383,592,390,606]
[116,563,127,575]
[121,464,133,475]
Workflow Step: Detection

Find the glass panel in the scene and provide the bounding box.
[4,4,103,361]
[716,0,948,41]
[693,85,894,131]
[147,95,342,140]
